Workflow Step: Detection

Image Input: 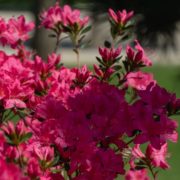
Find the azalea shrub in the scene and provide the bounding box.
[0,1,179,180]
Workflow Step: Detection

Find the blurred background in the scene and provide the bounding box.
[0,0,180,179]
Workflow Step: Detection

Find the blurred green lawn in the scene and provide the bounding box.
[144,65,180,180]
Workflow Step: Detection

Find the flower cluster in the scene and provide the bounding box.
[40,2,90,52]
[0,1,179,180]
[108,8,134,40]
[0,16,34,48]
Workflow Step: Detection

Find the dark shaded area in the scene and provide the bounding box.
[73,0,180,49]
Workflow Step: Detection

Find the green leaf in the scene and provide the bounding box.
[78,35,86,44]
[81,25,92,34]
[73,48,78,54]
[113,65,122,71]
[96,57,103,64]
[79,40,91,49]
[48,34,57,38]
[51,155,60,166]
[5,135,14,145]
[20,132,33,144]
[123,60,129,72]
[104,40,111,48]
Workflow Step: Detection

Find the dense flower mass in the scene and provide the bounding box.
[0,1,179,180]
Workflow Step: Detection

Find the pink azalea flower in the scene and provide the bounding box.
[72,65,92,87]
[146,143,170,169]
[62,5,89,28]
[27,158,42,179]
[125,169,150,180]
[0,158,28,180]
[40,3,89,31]
[4,99,26,109]
[40,2,63,29]
[138,84,180,116]
[108,8,134,26]
[132,103,178,149]
[126,41,152,66]
[98,46,122,65]
[94,64,115,80]
[132,144,145,159]
[126,71,156,90]
[34,146,54,162]
[0,16,34,48]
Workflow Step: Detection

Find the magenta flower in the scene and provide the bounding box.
[72,65,92,87]
[108,8,134,39]
[108,8,134,26]
[126,40,152,66]
[98,46,122,65]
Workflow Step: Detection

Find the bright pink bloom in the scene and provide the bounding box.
[0,16,34,48]
[126,41,152,66]
[125,169,150,180]
[62,5,89,28]
[126,71,156,90]
[4,99,26,109]
[93,64,115,80]
[40,3,63,29]
[108,8,134,26]
[27,158,42,179]
[0,158,28,180]
[1,121,15,135]
[34,146,54,162]
[132,144,145,159]
[1,121,31,146]
[72,65,92,87]
[40,3,89,31]
[146,143,170,169]
[98,46,121,64]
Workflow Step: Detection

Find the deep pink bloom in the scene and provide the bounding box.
[94,64,115,80]
[126,41,152,66]
[108,8,134,26]
[98,46,121,64]
[72,65,92,87]
[27,158,42,179]
[146,143,170,169]
[138,84,179,115]
[132,102,178,149]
